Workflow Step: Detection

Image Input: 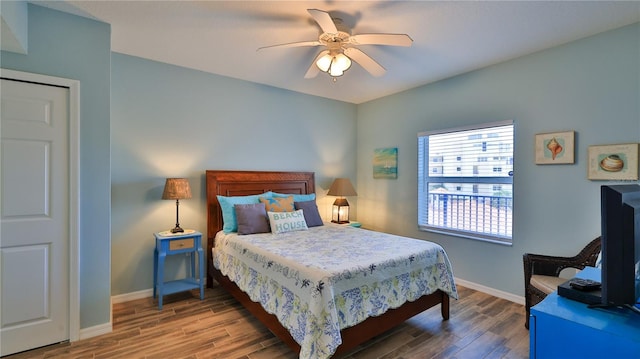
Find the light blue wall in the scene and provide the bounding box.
[1,4,112,328]
[110,53,357,295]
[356,23,640,297]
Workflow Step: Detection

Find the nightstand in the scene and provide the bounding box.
[153,230,204,309]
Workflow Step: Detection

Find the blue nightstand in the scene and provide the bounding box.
[153,230,204,309]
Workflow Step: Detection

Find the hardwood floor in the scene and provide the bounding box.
[4,285,529,359]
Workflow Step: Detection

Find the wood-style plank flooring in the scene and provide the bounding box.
[4,285,529,359]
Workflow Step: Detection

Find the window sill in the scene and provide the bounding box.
[419,226,512,246]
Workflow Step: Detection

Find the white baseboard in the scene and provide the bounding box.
[454,277,525,305]
[111,288,153,304]
[79,322,112,340]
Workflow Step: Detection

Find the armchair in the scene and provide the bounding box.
[522,237,601,329]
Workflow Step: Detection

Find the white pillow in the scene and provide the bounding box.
[267,210,308,234]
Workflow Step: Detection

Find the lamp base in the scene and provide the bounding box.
[331,220,350,224]
[170,226,184,233]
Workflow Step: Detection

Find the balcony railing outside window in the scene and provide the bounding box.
[425,193,512,239]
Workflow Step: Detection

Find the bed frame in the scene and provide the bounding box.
[206,170,450,356]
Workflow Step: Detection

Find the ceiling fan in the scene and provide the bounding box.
[258,9,413,80]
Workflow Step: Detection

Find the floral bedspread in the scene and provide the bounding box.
[213,223,458,359]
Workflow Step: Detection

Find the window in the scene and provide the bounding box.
[418,121,514,245]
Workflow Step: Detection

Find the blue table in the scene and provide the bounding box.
[530,266,640,358]
[153,230,204,309]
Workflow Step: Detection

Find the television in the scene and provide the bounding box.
[600,184,640,313]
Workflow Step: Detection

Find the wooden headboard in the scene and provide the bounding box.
[205,170,315,286]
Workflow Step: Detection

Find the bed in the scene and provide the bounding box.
[206,170,457,358]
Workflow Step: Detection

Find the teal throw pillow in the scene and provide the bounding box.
[271,192,316,202]
[217,193,271,233]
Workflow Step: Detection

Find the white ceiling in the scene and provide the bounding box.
[32,1,640,104]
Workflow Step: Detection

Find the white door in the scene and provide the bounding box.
[1,78,70,355]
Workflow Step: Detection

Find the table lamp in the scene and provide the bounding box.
[162,178,192,233]
[327,178,357,224]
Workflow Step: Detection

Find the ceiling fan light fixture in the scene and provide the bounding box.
[316,54,333,72]
[317,51,352,78]
[329,65,344,77]
[334,53,352,72]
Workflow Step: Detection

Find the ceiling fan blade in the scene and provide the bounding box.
[349,33,413,47]
[307,9,338,34]
[257,40,321,51]
[304,50,329,79]
[344,47,386,77]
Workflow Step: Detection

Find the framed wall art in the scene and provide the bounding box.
[535,131,575,164]
[373,147,398,179]
[587,143,639,181]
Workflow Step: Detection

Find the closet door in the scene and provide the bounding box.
[1,78,70,355]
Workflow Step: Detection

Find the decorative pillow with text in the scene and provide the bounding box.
[267,210,308,234]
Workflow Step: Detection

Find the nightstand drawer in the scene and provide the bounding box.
[169,238,194,251]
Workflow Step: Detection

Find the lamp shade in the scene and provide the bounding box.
[333,53,352,72]
[327,178,357,197]
[316,54,333,72]
[162,178,191,233]
[162,178,192,200]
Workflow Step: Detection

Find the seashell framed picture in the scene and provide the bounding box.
[535,131,575,164]
[587,143,639,181]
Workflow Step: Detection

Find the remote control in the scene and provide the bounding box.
[569,278,601,291]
